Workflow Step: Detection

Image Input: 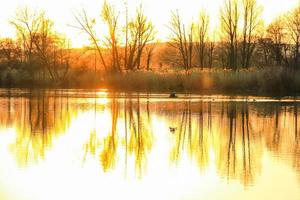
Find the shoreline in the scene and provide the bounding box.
[1,67,300,97]
[0,87,300,99]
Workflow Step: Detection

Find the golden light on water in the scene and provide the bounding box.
[0,0,299,47]
[0,92,299,200]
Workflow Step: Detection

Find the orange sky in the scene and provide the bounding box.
[0,0,299,47]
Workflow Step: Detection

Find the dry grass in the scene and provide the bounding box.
[97,68,300,95]
[2,67,300,96]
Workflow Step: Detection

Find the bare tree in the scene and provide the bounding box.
[195,11,209,69]
[124,1,129,70]
[207,33,216,69]
[220,0,239,70]
[266,16,287,66]
[126,5,156,70]
[32,16,56,80]
[145,42,156,71]
[287,4,300,68]
[169,10,194,71]
[10,7,44,76]
[54,36,71,82]
[10,7,71,85]
[102,0,121,72]
[241,0,262,69]
[15,12,71,84]
[74,9,108,73]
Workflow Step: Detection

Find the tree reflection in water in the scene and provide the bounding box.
[0,90,299,185]
[4,90,73,166]
[82,93,153,177]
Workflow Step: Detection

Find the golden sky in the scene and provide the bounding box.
[0,0,299,47]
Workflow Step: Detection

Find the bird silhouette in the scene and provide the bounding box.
[169,92,178,98]
[169,127,177,133]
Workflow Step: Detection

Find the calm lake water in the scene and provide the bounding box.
[0,89,299,200]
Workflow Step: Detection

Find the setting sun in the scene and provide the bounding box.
[0,0,300,199]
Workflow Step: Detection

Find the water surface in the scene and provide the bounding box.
[0,89,299,200]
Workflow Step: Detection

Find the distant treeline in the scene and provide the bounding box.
[0,0,299,90]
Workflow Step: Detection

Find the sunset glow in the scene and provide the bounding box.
[0,0,299,47]
[0,0,300,199]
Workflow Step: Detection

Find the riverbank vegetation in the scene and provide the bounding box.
[0,0,299,95]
